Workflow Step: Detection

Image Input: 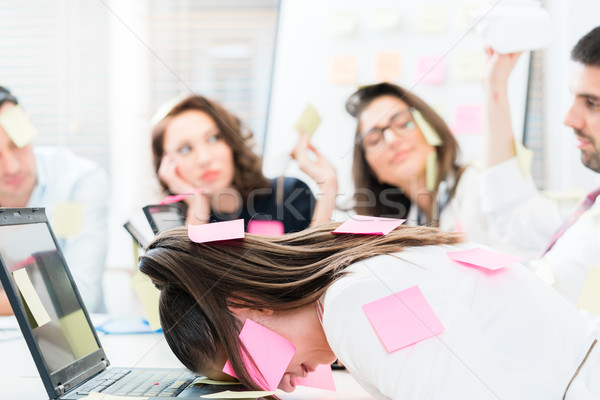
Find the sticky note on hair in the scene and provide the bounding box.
[0,105,38,148]
[294,104,321,138]
[412,109,442,146]
[53,202,84,238]
[332,215,404,235]
[576,266,600,315]
[12,268,51,328]
[188,219,244,243]
[447,247,523,271]
[247,220,284,236]
[362,286,444,352]
[222,319,296,391]
[296,363,336,391]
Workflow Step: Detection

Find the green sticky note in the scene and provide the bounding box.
[412,109,442,147]
[0,105,38,148]
[53,202,84,238]
[12,268,51,328]
[426,151,438,192]
[131,270,161,330]
[576,266,600,315]
[294,104,321,137]
[515,141,534,180]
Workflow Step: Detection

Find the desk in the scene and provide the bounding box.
[0,328,374,400]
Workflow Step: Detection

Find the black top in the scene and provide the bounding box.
[210,177,315,233]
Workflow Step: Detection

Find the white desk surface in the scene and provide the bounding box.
[0,322,375,400]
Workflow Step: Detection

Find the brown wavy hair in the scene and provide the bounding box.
[346,83,463,218]
[151,95,271,198]
[138,222,462,394]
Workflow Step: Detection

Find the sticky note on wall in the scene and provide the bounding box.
[454,51,486,82]
[0,105,38,148]
[375,52,402,83]
[53,202,84,238]
[368,8,403,31]
[415,56,446,85]
[452,105,483,135]
[327,12,357,37]
[417,5,448,35]
[330,56,357,85]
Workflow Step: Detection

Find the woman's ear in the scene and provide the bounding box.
[227,296,274,319]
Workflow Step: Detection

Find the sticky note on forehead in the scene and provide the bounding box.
[411,109,442,147]
[294,104,321,137]
[0,105,38,148]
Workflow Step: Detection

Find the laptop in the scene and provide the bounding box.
[0,208,244,399]
[142,203,186,235]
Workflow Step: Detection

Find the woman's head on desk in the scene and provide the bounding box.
[151,94,270,199]
[346,83,461,219]
[138,223,460,392]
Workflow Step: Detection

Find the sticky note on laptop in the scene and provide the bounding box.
[363,286,444,352]
[0,105,38,148]
[12,268,51,328]
[332,215,404,235]
[294,104,321,138]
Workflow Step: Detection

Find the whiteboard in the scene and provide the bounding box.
[263,0,529,216]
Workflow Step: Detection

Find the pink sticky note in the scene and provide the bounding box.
[363,286,444,352]
[222,319,296,391]
[188,219,244,243]
[447,247,524,271]
[451,105,483,135]
[247,220,284,236]
[415,56,446,85]
[330,56,358,85]
[332,215,405,235]
[296,364,336,391]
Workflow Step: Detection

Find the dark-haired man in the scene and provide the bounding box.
[479,26,600,306]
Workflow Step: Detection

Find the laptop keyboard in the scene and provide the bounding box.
[76,368,195,397]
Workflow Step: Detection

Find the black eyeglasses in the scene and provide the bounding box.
[0,90,18,107]
[358,108,416,154]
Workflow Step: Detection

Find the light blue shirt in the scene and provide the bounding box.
[27,146,109,312]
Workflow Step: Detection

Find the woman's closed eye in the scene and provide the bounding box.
[177,144,192,155]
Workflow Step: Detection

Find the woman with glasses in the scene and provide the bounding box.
[347,83,505,248]
[151,94,337,232]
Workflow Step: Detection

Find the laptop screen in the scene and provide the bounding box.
[0,221,100,376]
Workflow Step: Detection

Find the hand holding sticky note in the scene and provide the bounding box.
[363,285,444,352]
[294,104,321,138]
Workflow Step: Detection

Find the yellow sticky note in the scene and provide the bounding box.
[412,109,442,146]
[53,202,84,238]
[330,56,357,85]
[326,12,357,37]
[84,392,148,400]
[59,309,98,358]
[193,377,243,386]
[576,266,600,314]
[515,141,534,180]
[454,51,486,82]
[458,2,484,32]
[368,8,402,31]
[200,390,275,399]
[294,104,321,138]
[417,5,448,35]
[0,105,38,148]
[131,270,161,330]
[12,268,51,328]
[426,151,438,191]
[375,52,402,83]
[534,259,556,286]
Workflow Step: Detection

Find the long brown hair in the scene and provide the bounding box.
[151,95,271,198]
[138,223,462,392]
[346,83,462,217]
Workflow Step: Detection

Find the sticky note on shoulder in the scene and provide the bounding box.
[332,215,405,235]
[576,266,600,315]
[363,286,444,352]
[0,105,38,148]
[294,104,321,138]
[447,247,523,271]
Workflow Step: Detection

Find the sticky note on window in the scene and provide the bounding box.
[417,5,448,35]
[447,247,523,270]
[294,104,321,137]
[188,219,244,243]
[131,270,161,331]
[326,12,358,37]
[200,390,275,399]
[12,268,51,328]
[576,266,600,314]
[375,52,402,83]
[0,105,38,148]
[368,8,402,31]
[330,56,357,85]
[415,56,446,85]
[452,105,483,135]
[53,202,84,238]
[296,363,336,391]
[222,319,296,391]
[454,51,486,82]
[247,220,284,236]
[363,286,444,352]
[332,215,405,235]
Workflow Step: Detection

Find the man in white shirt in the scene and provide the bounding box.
[480,26,600,304]
[0,86,109,313]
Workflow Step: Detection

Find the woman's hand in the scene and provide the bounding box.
[158,153,196,195]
